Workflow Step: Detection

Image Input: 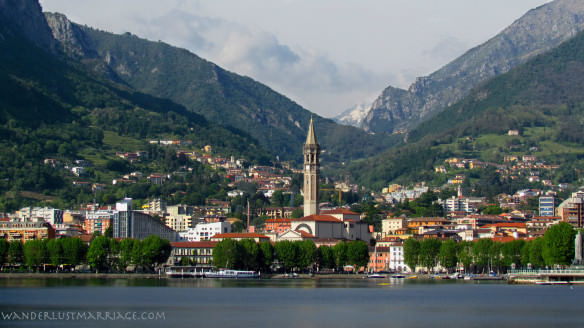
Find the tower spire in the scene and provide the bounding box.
[306,116,318,145]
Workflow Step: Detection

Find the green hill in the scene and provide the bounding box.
[350,29,584,190]
[45,13,398,165]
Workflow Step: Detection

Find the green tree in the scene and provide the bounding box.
[489,242,503,273]
[419,238,442,273]
[8,241,23,266]
[457,241,474,273]
[473,239,493,273]
[119,238,136,270]
[239,239,260,270]
[346,240,369,271]
[131,240,144,269]
[61,238,87,266]
[213,239,242,269]
[259,241,274,272]
[501,240,525,269]
[439,239,458,272]
[542,222,576,267]
[141,235,171,271]
[332,241,348,270]
[0,239,8,266]
[291,208,303,219]
[528,237,545,268]
[317,245,335,270]
[23,240,47,271]
[298,240,318,272]
[87,236,110,272]
[274,240,299,272]
[46,239,63,267]
[403,238,420,272]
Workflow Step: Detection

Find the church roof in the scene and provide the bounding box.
[305,116,318,145]
[292,215,342,223]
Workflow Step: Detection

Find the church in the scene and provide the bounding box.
[271,117,371,244]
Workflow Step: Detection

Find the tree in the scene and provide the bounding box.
[542,222,576,267]
[87,236,110,273]
[46,239,63,267]
[317,245,335,270]
[528,237,545,268]
[141,235,171,271]
[346,240,369,271]
[23,240,47,271]
[501,240,525,269]
[439,239,457,272]
[419,238,441,273]
[473,239,493,273]
[213,239,242,269]
[8,241,23,266]
[298,240,318,272]
[239,239,260,270]
[403,238,420,272]
[0,239,10,267]
[119,238,136,271]
[61,238,87,266]
[259,241,274,272]
[274,240,299,272]
[332,241,348,270]
[291,208,304,219]
[457,241,474,273]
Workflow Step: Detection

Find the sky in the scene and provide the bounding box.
[39,0,551,118]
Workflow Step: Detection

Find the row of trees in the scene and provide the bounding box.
[404,223,578,273]
[212,239,370,273]
[0,235,172,273]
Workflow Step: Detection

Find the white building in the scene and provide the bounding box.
[179,221,231,241]
[389,242,410,273]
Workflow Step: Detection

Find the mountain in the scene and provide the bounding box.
[351,27,584,190]
[0,0,277,210]
[44,13,397,165]
[333,103,370,127]
[362,0,584,135]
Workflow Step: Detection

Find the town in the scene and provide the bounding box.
[0,119,582,282]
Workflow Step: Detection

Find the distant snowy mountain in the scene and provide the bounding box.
[334,103,371,127]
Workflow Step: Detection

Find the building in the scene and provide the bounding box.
[303,117,320,217]
[556,192,584,227]
[113,198,178,241]
[539,196,556,217]
[368,246,390,273]
[0,221,55,242]
[168,241,217,267]
[179,221,231,241]
[84,210,115,235]
[17,207,63,226]
[291,214,370,241]
[381,217,407,236]
[264,218,291,234]
[210,233,271,243]
[389,241,410,273]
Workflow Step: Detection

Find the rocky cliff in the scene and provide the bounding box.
[0,0,54,51]
[363,0,584,134]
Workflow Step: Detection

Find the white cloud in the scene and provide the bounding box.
[130,10,388,117]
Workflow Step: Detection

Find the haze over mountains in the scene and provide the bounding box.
[347,0,584,134]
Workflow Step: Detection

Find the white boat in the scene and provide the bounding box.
[367,273,387,279]
[391,274,406,279]
[204,269,260,279]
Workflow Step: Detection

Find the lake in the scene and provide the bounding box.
[0,278,582,327]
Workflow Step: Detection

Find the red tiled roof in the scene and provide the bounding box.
[407,217,450,223]
[483,222,526,229]
[211,233,270,239]
[321,209,359,215]
[266,218,291,223]
[171,241,218,248]
[291,215,342,223]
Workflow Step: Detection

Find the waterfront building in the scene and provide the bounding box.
[303,117,320,217]
[84,209,115,235]
[179,221,231,241]
[210,232,270,243]
[264,218,291,234]
[368,246,390,272]
[113,198,178,241]
[0,221,55,242]
[168,241,217,267]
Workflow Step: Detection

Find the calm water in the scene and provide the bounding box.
[0,278,583,328]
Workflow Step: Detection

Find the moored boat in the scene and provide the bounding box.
[204,269,260,279]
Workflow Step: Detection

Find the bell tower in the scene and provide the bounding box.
[303,117,320,217]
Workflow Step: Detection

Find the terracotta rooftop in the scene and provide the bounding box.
[483,222,527,229]
[211,233,270,239]
[291,215,342,223]
[295,230,316,238]
[171,241,218,248]
[321,209,359,215]
[266,218,291,223]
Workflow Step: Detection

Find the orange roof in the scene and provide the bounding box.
[291,215,342,223]
[266,218,291,223]
[171,241,218,248]
[408,217,450,223]
[211,233,270,239]
[321,209,359,215]
[483,222,526,229]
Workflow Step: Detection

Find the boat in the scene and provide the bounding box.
[367,273,387,279]
[406,275,418,279]
[165,266,200,278]
[204,269,260,279]
[391,274,406,279]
